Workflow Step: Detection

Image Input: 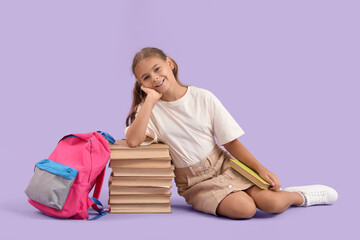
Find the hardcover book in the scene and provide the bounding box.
[229,158,271,190]
[110,203,171,213]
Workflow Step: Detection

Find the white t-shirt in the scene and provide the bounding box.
[125,86,245,168]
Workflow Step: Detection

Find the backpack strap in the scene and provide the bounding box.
[91,167,106,212]
[88,197,108,221]
[87,168,108,220]
[88,131,114,219]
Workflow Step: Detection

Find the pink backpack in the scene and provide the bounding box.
[25,131,115,220]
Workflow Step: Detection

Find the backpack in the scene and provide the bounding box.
[25,131,115,220]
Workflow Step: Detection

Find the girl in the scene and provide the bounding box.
[125,47,338,219]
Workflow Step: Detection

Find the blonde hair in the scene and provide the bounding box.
[125,47,186,127]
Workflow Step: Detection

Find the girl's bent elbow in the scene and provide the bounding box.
[126,136,146,148]
[126,139,140,148]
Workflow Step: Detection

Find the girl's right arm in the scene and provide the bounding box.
[125,86,162,147]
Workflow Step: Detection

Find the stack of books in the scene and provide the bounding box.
[108,140,174,213]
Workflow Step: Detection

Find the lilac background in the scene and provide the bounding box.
[1,0,359,239]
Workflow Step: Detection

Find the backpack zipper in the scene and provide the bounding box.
[88,139,93,182]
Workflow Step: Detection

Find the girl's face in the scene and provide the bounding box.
[134,55,176,93]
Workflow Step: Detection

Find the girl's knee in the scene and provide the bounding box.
[255,191,286,213]
[216,191,257,219]
[231,203,257,219]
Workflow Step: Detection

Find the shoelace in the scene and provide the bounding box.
[304,190,327,206]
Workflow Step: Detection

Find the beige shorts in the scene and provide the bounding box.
[174,145,254,216]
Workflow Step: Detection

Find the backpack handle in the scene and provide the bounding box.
[97,131,115,144]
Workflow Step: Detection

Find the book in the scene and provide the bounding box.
[110,139,170,151]
[109,194,171,204]
[110,140,171,159]
[111,165,175,177]
[229,158,271,190]
[109,186,171,195]
[110,203,171,213]
[109,175,173,187]
[111,151,170,159]
[109,159,172,168]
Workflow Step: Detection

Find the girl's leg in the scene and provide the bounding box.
[216,191,257,219]
[244,185,304,213]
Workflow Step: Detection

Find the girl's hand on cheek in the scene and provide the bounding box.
[141,86,163,102]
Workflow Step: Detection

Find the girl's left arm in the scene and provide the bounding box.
[223,139,281,191]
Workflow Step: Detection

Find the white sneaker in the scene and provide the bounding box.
[283,184,338,207]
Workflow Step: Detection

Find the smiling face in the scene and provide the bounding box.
[134,55,176,93]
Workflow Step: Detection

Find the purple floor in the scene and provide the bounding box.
[1,176,354,240]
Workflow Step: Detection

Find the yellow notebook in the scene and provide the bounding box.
[229,159,271,190]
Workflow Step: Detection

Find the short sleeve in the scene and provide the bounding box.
[210,93,245,146]
[124,104,160,146]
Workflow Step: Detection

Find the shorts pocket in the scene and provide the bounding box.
[25,159,78,210]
